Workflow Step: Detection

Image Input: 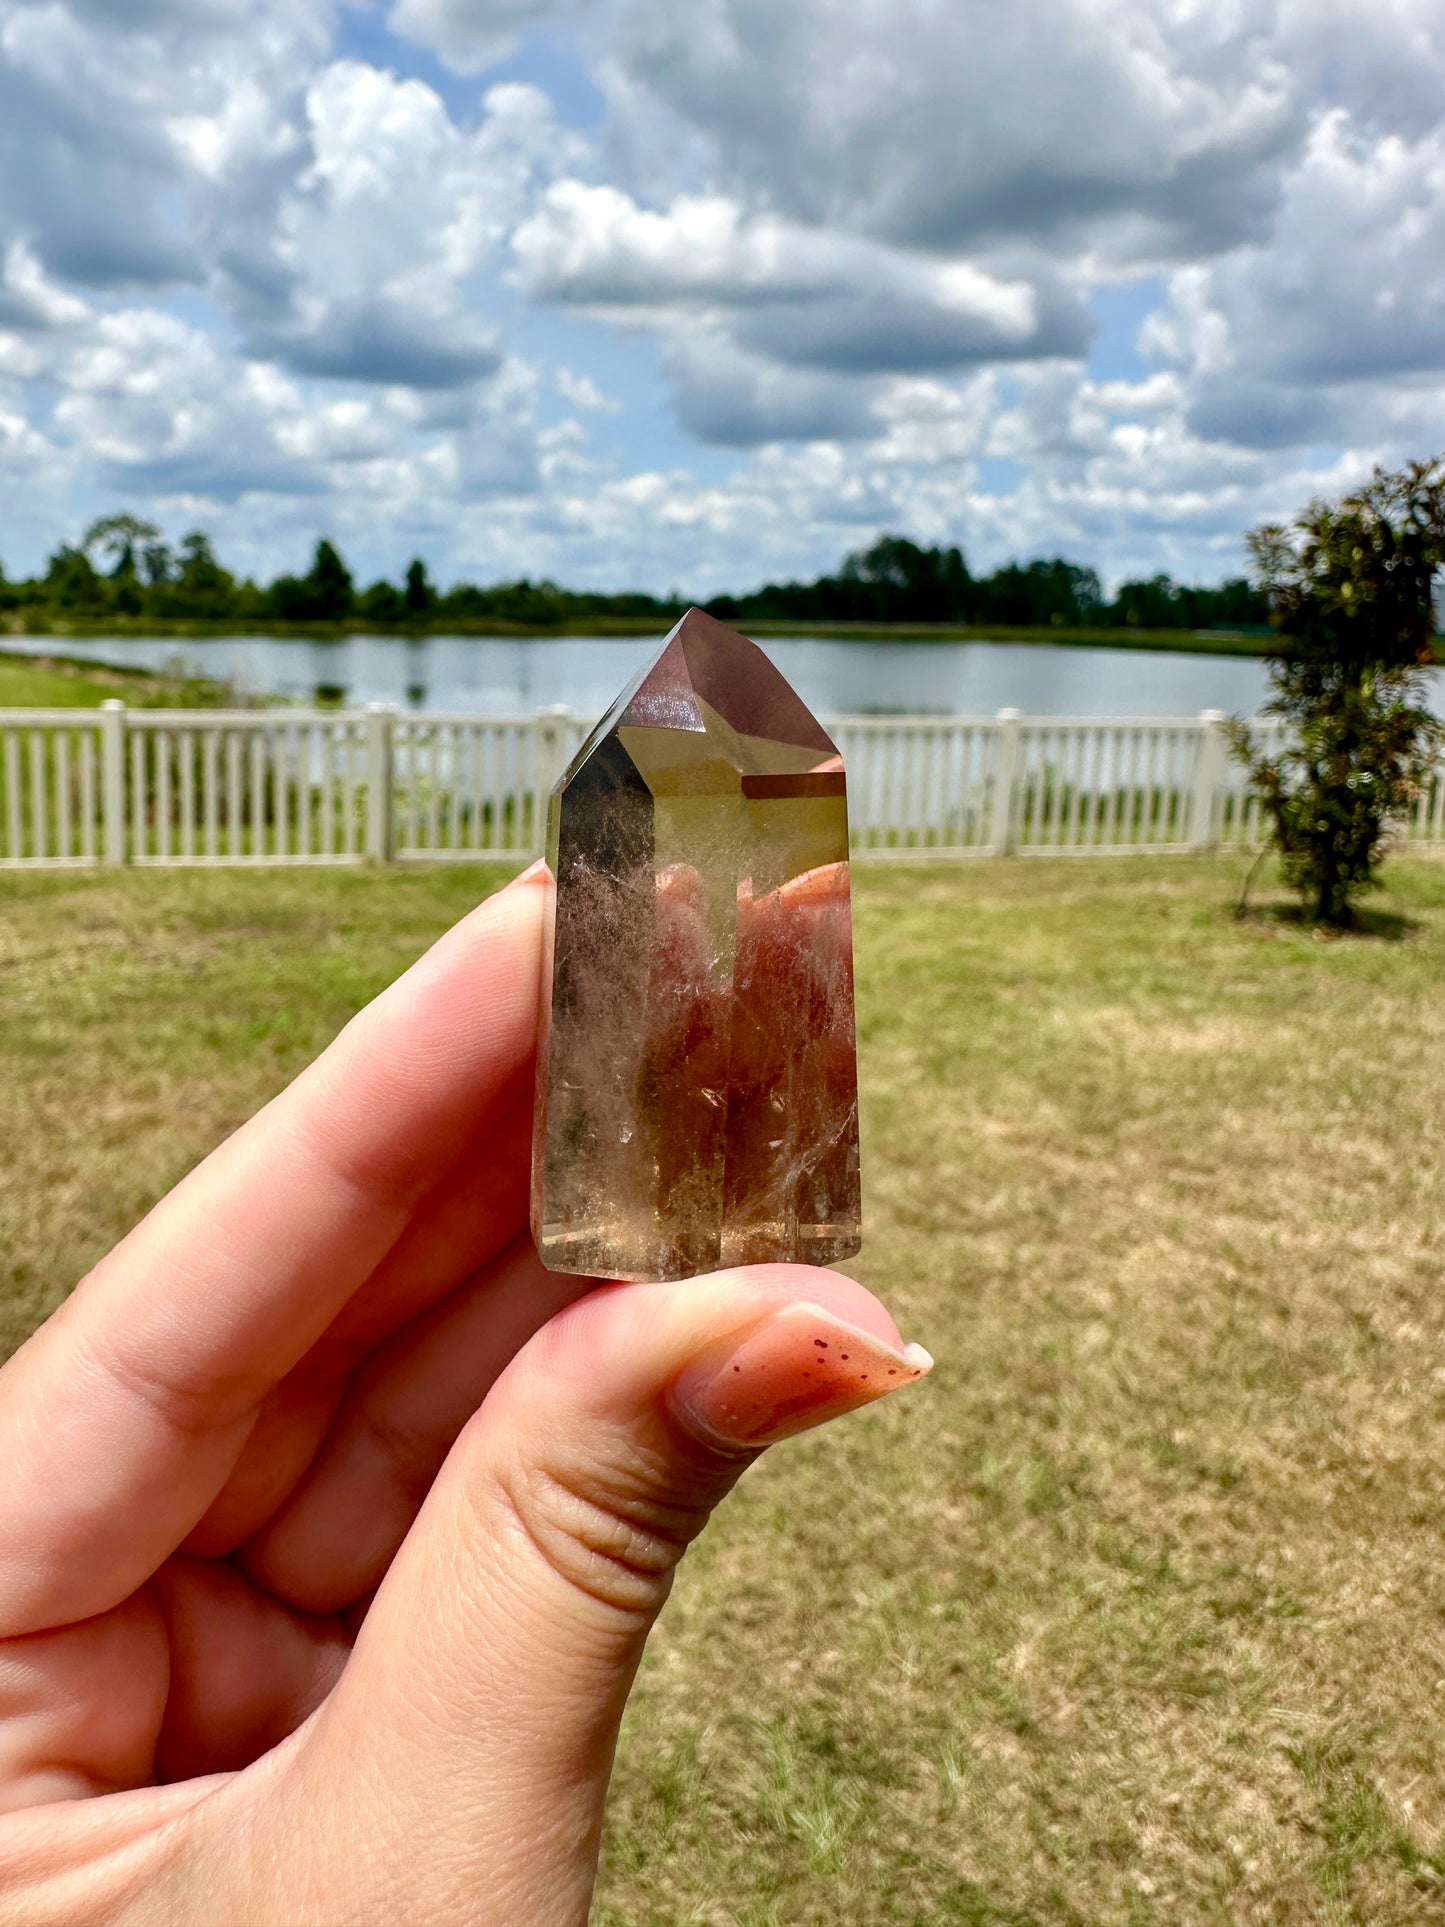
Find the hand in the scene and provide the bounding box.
[0,864,930,1926]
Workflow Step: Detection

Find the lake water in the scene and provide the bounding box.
[9,627,1440,719]
[0,628,1295,718]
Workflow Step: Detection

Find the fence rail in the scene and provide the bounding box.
[0,702,1441,870]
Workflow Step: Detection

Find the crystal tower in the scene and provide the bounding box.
[531,608,861,1282]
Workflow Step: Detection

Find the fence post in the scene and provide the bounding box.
[988,707,1022,853]
[100,699,126,866]
[365,703,395,862]
[532,706,570,857]
[1188,709,1226,848]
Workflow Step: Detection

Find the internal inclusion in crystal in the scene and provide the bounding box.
[531,607,861,1282]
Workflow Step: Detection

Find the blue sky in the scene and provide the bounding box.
[0,0,1443,594]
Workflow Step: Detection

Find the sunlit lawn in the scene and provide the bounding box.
[0,651,223,708]
[3,855,1445,1924]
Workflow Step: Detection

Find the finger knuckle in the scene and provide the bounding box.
[490,1456,711,1622]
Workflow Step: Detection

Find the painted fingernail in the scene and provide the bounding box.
[670,1301,933,1450]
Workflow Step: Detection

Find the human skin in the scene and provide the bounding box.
[0,864,930,1926]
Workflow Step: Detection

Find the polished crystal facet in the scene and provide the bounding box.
[531,607,861,1282]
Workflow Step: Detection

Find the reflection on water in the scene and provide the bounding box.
[3,629,1440,720]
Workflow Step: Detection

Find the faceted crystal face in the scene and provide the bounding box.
[531,607,861,1282]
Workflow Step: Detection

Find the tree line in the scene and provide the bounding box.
[710,536,1267,629]
[0,513,1269,632]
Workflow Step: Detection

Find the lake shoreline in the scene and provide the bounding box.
[0,628,1289,720]
[0,614,1273,657]
[6,628,1436,722]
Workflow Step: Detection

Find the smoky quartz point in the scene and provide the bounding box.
[531,607,861,1281]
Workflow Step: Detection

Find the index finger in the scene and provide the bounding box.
[0,866,547,1637]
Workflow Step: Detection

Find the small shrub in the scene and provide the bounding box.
[1230,458,1445,926]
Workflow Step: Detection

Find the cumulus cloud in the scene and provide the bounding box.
[51,310,330,499]
[0,2,577,570]
[1143,108,1445,452]
[34,295,543,518]
[0,239,91,331]
[0,0,1443,590]
[509,179,1089,441]
[385,0,583,75]
[556,367,621,412]
[662,330,880,448]
[576,0,1303,267]
[512,182,1082,380]
[452,363,1293,596]
[0,0,331,289]
[225,65,573,388]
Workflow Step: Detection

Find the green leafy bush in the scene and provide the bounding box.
[1229,459,1445,926]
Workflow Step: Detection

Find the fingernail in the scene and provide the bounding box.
[670,1301,933,1450]
[507,858,551,888]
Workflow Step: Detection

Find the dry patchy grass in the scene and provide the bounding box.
[3,856,1445,1925]
[0,864,517,1349]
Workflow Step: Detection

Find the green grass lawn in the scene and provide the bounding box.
[0,651,226,708]
[3,855,1445,1924]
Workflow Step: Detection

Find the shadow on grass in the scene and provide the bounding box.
[1233,899,1422,942]
[1228,850,1432,941]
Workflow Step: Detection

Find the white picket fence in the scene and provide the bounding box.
[1,701,1442,870]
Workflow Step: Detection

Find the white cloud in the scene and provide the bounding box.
[515,184,1035,334]
[0,0,332,288]
[556,366,621,412]
[661,328,880,448]
[512,183,1054,367]
[511,180,1085,439]
[580,0,1301,266]
[1143,110,1445,452]
[226,66,576,387]
[52,309,329,496]
[0,0,1443,593]
[0,238,91,330]
[168,72,303,184]
[385,0,582,75]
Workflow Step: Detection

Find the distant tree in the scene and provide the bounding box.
[1100,571,1268,631]
[440,576,575,626]
[167,530,237,619]
[266,571,310,621]
[978,557,1100,627]
[83,513,160,582]
[359,578,405,624]
[0,517,1300,639]
[1178,575,1269,628]
[231,577,268,622]
[142,540,175,587]
[1228,458,1445,926]
[43,544,107,612]
[838,536,973,621]
[727,535,976,624]
[1065,562,1105,622]
[404,557,434,618]
[307,539,354,619]
[1111,572,1182,628]
[268,539,354,622]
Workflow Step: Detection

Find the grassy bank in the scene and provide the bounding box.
[1,613,1274,654]
[3,857,1444,1923]
[0,650,230,708]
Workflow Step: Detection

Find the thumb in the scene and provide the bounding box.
[245,1264,930,1927]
